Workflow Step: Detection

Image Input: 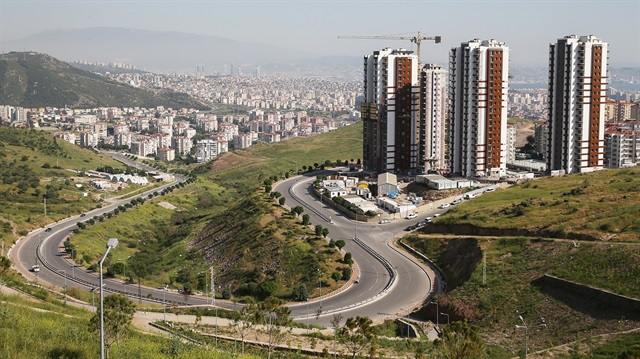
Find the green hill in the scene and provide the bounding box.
[0,127,127,239]
[66,123,362,300]
[435,167,640,242]
[0,52,209,109]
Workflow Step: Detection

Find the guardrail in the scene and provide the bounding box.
[287,181,332,223]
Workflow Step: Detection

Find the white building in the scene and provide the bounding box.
[547,35,608,174]
[79,131,99,147]
[362,48,420,175]
[605,128,640,168]
[421,64,448,173]
[449,39,510,178]
[506,125,517,162]
[74,114,98,125]
[195,139,228,163]
[158,147,176,162]
[233,134,253,149]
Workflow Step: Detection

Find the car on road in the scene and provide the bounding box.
[464,193,476,200]
[406,213,418,220]
[438,203,450,209]
[433,213,441,218]
[404,225,416,231]
[31,265,40,272]
[379,219,391,224]
[45,228,52,232]
[80,213,86,217]
[485,187,496,192]
[451,199,462,205]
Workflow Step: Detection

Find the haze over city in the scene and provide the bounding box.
[2,0,639,71]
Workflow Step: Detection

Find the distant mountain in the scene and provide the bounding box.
[0,52,210,109]
[1,27,315,74]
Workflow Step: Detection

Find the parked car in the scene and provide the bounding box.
[433,213,442,218]
[438,203,450,209]
[406,213,418,220]
[485,187,496,192]
[379,219,391,224]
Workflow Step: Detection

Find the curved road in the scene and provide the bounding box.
[276,173,444,326]
[12,155,444,327]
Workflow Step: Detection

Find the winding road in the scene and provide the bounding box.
[11,155,444,327]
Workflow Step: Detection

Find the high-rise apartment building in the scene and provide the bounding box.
[547,35,608,174]
[448,39,510,178]
[362,48,420,175]
[420,64,448,173]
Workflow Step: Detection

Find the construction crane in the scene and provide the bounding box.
[337,32,442,67]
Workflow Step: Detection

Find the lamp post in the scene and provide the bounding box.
[440,312,450,325]
[71,247,76,278]
[514,315,546,359]
[100,238,118,359]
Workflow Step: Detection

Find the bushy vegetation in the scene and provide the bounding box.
[0,128,125,238]
[436,167,640,242]
[67,124,362,301]
[406,235,640,354]
[0,291,257,358]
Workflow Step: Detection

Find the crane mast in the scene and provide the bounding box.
[337,31,441,68]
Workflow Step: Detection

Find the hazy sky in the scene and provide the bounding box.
[1,0,639,67]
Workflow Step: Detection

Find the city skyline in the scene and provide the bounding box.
[1,0,639,68]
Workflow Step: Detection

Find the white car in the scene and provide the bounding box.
[438,203,450,209]
[433,213,441,218]
[406,213,418,219]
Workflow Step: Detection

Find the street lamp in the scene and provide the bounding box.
[440,312,450,325]
[100,237,118,359]
[514,315,546,359]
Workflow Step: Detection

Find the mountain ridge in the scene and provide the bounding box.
[0,52,210,109]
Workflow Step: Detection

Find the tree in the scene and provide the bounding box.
[434,320,485,359]
[322,227,330,238]
[278,197,286,206]
[257,297,293,359]
[302,214,310,225]
[0,256,10,274]
[339,316,376,359]
[293,206,304,216]
[335,240,346,250]
[231,300,258,355]
[293,283,308,301]
[89,294,135,359]
[315,225,323,236]
[344,252,353,265]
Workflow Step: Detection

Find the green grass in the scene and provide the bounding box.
[0,128,125,239]
[0,290,257,358]
[66,123,362,300]
[436,167,640,242]
[405,235,640,355]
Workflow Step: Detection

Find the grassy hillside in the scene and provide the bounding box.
[67,123,362,300]
[0,289,257,358]
[405,235,640,355]
[0,127,126,240]
[436,167,640,242]
[0,52,209,109]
